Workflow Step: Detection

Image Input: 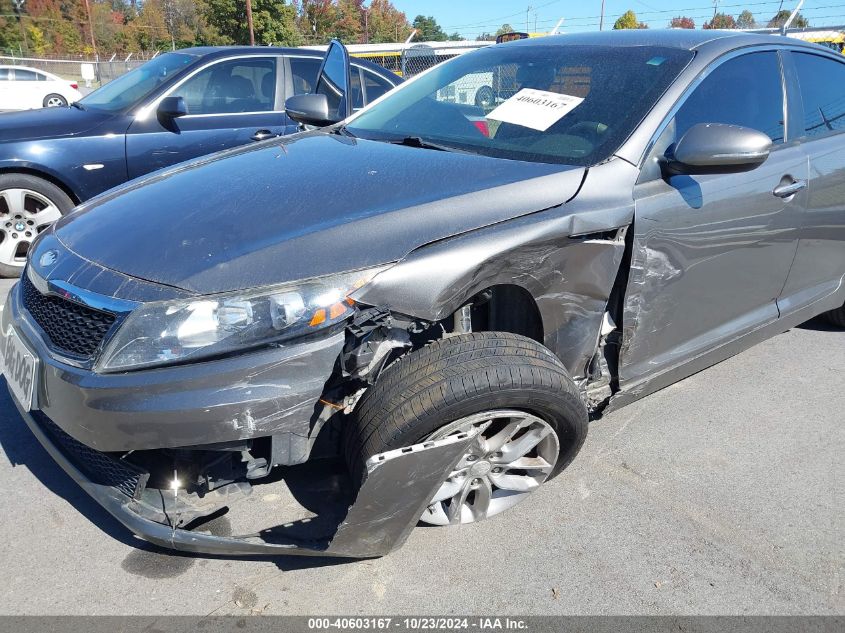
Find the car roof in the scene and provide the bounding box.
[503,29,834,53]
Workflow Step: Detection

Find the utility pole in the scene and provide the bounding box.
[12,0,29,55]
[82,0,97,57]
[246,0,255,46]
[526,5,531,32]
[363,8,369,44]
[599,0,605,31]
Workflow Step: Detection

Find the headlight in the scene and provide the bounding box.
[96,266,389,372]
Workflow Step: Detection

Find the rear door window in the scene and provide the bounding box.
[14,69,38,81]
[791,52,845,138]
[289,57,321,95]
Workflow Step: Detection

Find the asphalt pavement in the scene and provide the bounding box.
[0,276,841,615]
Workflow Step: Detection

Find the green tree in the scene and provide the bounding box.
[203,0,300,46]
[669,16,695,29]
[330,0,363,42]
[412,14,446,41]
[736,9,755,29]
[495,23,514,36]
[367,0,410,43]
[0,0,26,54]
[298,0,335,43]
[767,9,809,29]
[703,13,737,29]
[613,10,647,30]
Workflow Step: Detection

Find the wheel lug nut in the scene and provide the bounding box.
[472,478,481,486]
[492,467,502,474]
[466,455,478,462]
[11,233,17,239]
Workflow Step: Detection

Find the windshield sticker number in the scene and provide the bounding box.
[486,88,584,132]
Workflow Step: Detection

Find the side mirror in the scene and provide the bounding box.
[285,93,336,127]
[157,96,188,119]
[314,39,352,122]
[663,122,772,176]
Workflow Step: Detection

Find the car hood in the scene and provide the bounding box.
[53,133,586,295]
[0,106,116,142]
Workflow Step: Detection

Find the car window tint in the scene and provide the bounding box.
[674,52,785,144]
[362,69,392,104]
[175,57,276,115]
[350,68,364,110]
[0,68,10,81]
[792,52,845,138]
[15,69,38,81]
[290,57,321,95]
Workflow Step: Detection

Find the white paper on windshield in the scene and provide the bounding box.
[486,88,584,131]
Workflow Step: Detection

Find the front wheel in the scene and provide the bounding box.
[43,93,68,108]
[344,332,588,525]
[0,174,74,278]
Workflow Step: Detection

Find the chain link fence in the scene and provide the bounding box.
[0,52,157,88]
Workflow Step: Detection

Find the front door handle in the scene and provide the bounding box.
[251,129,276,141]
[773,179,807,198]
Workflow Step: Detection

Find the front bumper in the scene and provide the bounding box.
[13,396,476,557]
[5,279,345,453]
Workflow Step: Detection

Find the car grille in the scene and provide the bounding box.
[32,411,149,500]
[21,274,116,359]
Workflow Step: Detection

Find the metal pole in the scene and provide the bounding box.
[526,5,531,32]
[246,0,255,46]
[82,0,97,56]
[599,0,605,31]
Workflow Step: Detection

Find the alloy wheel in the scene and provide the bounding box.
[420,409,559,525]
[0,189,62,267]
[45,96,67,107]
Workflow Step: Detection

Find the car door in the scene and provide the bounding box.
[125,55,285,179]
[776,50,845,315]
[282,55,323,133]
[619,50,809,388]
[11,68,41,109]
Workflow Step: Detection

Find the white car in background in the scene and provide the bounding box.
[0,66,82,110]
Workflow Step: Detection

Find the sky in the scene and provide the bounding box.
[389,0,845,39]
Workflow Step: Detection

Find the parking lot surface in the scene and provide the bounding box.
[0,276,841,615]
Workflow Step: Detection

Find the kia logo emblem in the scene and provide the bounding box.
[39,250,59,268]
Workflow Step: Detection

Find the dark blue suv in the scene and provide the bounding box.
[0,46,400,276]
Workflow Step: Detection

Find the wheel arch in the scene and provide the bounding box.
[0,166,81,205]
[352,211,630,378]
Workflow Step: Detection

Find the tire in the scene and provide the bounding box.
[43,93,68,108]
[823,303,845,328]
[0,173,74,278]
[474,85,495,109]
[344,332,588,524]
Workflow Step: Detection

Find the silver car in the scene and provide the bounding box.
[2,30,844,558]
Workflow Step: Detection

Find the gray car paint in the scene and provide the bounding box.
[5,30,845,557]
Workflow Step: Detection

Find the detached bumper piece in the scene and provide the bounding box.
[18,403,477,558]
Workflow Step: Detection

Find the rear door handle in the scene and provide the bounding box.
[251,129,276,141]
[773,179,807,198]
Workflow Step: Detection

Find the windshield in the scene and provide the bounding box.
[79,53,197,112]
[347,44,693,166]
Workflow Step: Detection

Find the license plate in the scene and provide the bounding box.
[0,325,38,411]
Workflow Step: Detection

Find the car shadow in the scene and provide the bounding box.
[796,315,840,332]
[0,381,359,570]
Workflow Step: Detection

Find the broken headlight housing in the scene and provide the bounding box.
[96,266,389,372]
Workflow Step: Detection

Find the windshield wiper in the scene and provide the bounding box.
[70,101,86,111]
[392,136,464,153]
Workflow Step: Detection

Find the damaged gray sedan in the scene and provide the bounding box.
[2,30,844,557]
